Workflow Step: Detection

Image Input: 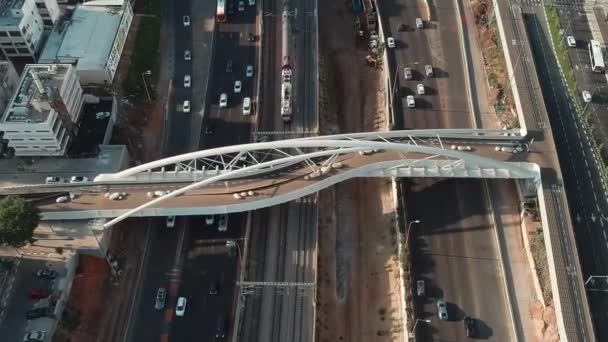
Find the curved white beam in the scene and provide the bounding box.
[99,137,525,181]
[103,140,538,227]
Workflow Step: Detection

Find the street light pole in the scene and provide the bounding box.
[405,219,421,247]
[141,70,152,102]
[409,318,431,339]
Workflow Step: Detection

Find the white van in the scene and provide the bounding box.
[416,18,424,29]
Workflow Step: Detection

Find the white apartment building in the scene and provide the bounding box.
[0,60,19,114]
[0,64,84,156]
[39,0,133,85]
[35,0,61,27]
[0,0,46,59]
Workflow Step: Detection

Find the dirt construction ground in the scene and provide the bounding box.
[315,0,403,341]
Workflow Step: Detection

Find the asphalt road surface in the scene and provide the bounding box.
[404,178,514,341]
[523,7,608,339]
[378,0,471,129]
[128,0,258,340]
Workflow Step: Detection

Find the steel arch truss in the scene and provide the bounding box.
[100,130,538,227]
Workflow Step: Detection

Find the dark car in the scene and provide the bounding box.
[209,282,218,295]
[36,269,57,279]
[26,307,54,320]
[216,317,226,338]
[205,124,215,135]
[248,33,255,42]
[464,316,477,337]
[28,288,49,300]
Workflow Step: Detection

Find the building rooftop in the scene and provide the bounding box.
[39,4,122,72]
[1,64,70,124]
[0,0,26,27]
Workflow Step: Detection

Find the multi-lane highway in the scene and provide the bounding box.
[522,4,608,339]
[127,0,260,340]
[380,0,471,129]
[380,0,519,340]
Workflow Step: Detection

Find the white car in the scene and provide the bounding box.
[566,36,576,47]
[234,80,242,93]
[403,67,412,80]
[205,215,215,225]
[437,299,448,320]
[70,176,89,183]
[249,0,255,5]
[183,100,191,113]
[219,93,228,108]
[184,74,191,88]
[582,90,592,103]
[246,65,254,77]
[175,297,187,317]
[416,17,424,29]
[184,50,191,60]
[166,216,175,228]
[183,15,190,27]
[242,97,251,115]
[23,331,47,342]
[406,95,415,108]
[417,83,425,95]
[45,176,64,184]
[387,37,395,48]
[238,1,245,11]
[218,215,228,232]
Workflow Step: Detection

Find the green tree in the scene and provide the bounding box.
[0,196,40,248]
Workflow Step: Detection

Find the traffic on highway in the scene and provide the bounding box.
[0,0,605,342]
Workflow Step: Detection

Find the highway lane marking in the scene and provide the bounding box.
[603,230,606,240]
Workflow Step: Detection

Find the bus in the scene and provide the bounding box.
[217,0,227,23]
[589,39,605,73]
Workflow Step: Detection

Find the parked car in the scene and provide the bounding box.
[416,17,424,29]
[28,288,50,300]
[246,65,254,77]
[183,100,191,113]
[248,32,255,42]
[249,0,255,5]
[437,299,448,320]
[36,269,57,279]
[184,74,191,88]
[387,37,395,48]
[175,297,187,316]
[464,316,477,337]
[45,176,64,184]
[183,15,190,26]
[23,331,47,342]
[184,50,191,60]
[155,288,166,310]
[238,1,245,12]
[234,80,242,93]
[220,93,228,108]
[26,307,54,320]
[70,176,88,183]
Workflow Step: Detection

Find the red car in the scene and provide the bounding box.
[28,288,49,300]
